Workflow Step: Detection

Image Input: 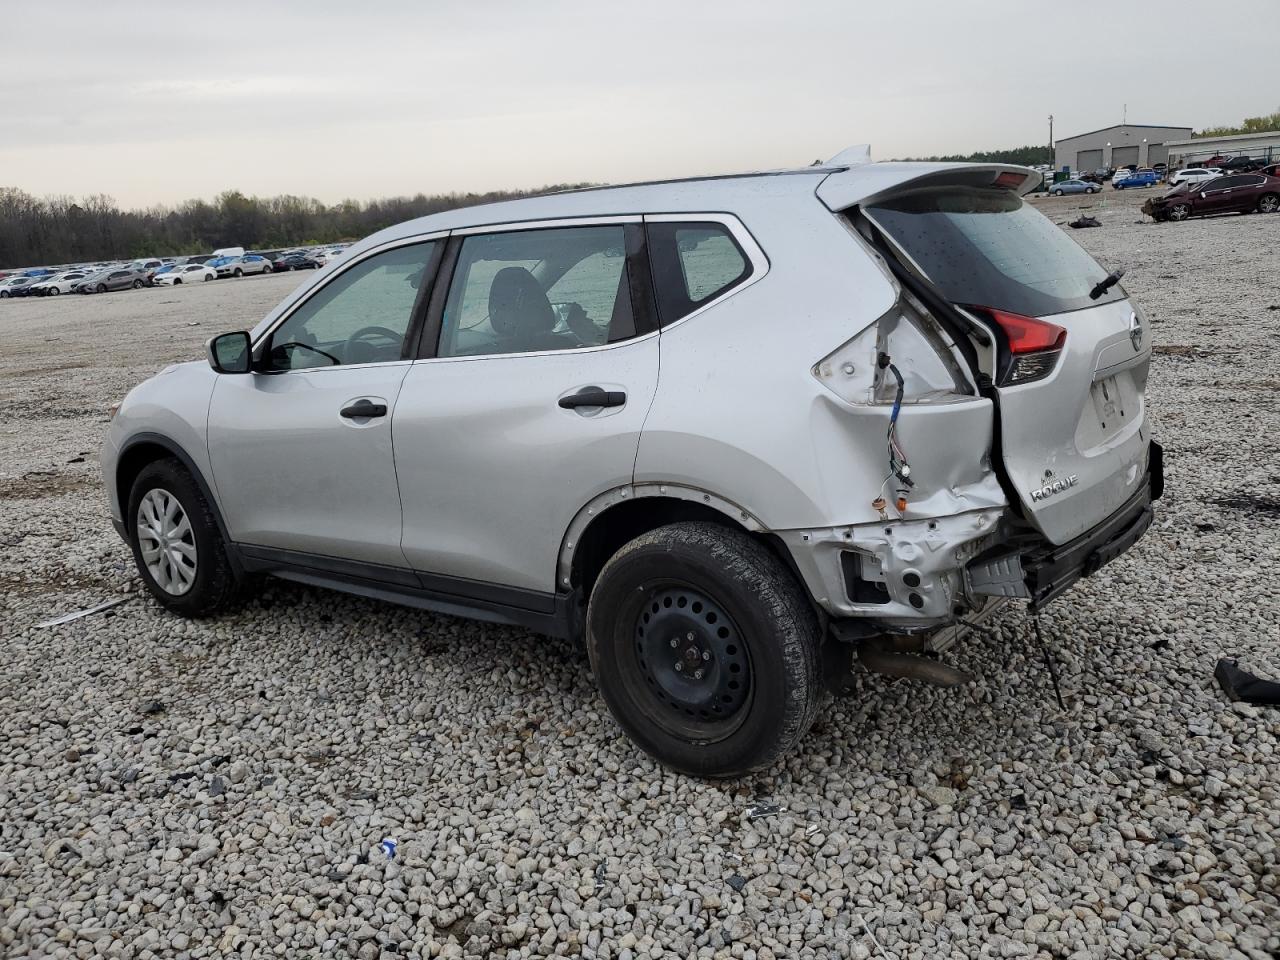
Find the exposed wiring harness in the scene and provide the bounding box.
[878,352,914,489]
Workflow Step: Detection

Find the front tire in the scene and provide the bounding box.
[1169,203,1191,221]
[97,284,107,293]
[587,522,822,777]
[233,268,243,277]
[174,278,182,284]
[133,279,144,288]
[127,459,242,618]
[1053,189,1063,197]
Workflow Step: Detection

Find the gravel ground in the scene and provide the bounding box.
[1,194,1278,959]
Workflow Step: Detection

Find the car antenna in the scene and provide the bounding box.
[1089,268,1125,300]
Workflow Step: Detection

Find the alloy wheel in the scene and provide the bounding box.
[136,488,198,596]
[1259,194,1279,213]
[1169,204,1191,221]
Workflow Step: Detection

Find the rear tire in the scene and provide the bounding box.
[587,521,822,777]
[49,287,60,296]
[127,458,243,618]
[1258,193,1279,213]
[174,278,182,284]
[133,279,144,289]
[233,268,243,277]
[97,284,106,293]
[1053,189,1063,196]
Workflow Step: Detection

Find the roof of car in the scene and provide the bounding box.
[362,161,1034,248]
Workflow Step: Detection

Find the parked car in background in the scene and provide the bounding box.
[272,253,321,271]
[1169,168,1220,187]
[1218,156,1264,173]
[1049,179,1101,195]
[212,254,272,278]
[155,263,217,285]
[77,266,149,293]
[103,158,1162,775]
[0,276,38,298]
[30,271,90,295]
[1144,174,1280,221]
[1113,169,1159,189]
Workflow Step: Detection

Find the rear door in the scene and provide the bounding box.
[864,182,1152,545]
[393,219,660,595]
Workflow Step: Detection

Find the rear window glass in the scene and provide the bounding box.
[647,222,751,325]
[866,187,1125,316]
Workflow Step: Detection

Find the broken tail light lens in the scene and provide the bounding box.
[984,308,1067,386]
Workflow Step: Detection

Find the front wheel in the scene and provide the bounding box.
[49,287,60,296]
[97,284,107,293]
[1169,203,1191,221]
[1258,193,1279,214]
[1053,189,1063,196]
[133,279,144,289]
[127,458,243,617]
[203,273,212,281]
[233,268,243,278]
[1088,186,1099,193]
[587,522,822,777]
[174,278,182,284]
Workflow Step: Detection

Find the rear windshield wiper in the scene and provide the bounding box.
[1089,268,1125,300]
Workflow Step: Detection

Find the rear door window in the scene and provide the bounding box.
[646,222,751,325]
[436,224,643,359]
[865,187,1125,317]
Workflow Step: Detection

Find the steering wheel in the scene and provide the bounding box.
[348,325,403,344]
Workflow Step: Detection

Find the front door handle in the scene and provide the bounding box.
[340,399,388,419]
[558,388,626,409]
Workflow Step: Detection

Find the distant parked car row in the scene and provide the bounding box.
[0,243,351,300]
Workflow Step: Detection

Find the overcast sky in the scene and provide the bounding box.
[3,0,1277,208]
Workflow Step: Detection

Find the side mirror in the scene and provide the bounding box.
[206,331,252,374]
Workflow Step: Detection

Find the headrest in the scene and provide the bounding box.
[488,267,554,339]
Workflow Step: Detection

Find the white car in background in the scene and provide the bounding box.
[1169,168,1221,187]
[30,271,92,295]
[214,255,273,278]
[154,263,217,285]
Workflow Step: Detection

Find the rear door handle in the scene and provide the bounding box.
[558,388,626,409]
[340,399,388,419]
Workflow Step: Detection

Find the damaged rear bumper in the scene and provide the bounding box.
[969,440,1164,612]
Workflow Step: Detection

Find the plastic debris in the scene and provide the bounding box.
[1068,215,1102,229]
[745,800,782,821]
[1215,659,1280,706]
[37,598,130,628]
[379,838,397,860]
[726,874,747,892]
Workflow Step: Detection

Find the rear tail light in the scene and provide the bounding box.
[982,308,1066,386]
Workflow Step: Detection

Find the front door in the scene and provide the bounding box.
[207,238,441,567]
[394,221,660,596]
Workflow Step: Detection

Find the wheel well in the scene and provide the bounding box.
[569,498,820,622]
[115,441,175,521]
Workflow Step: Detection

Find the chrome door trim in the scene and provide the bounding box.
[452,214,643,236]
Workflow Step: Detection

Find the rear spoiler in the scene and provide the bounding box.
[816,163,1040,212]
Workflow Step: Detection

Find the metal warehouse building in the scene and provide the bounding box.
[1054,124,1193,174]
[1164,130,1280,168]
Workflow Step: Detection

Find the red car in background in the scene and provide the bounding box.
[1143,173,1280,221]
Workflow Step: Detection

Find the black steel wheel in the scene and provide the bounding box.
[587,521,822,777]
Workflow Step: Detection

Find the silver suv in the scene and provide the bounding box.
[102,159,1162,776]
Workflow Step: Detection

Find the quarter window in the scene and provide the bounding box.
[265,241,436,371]
[647,222,751,325]
[437,225,636,358]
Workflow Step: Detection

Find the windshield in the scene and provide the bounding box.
[866,186,1127,316]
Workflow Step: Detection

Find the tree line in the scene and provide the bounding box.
[0,184,588,269]
[1196,107,1280,139]
[891,145,1053,166]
